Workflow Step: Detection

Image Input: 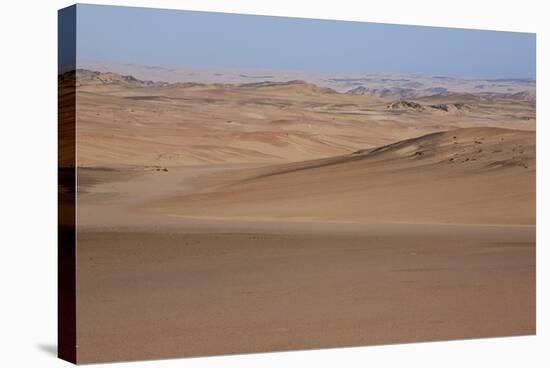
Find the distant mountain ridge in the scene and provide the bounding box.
[60,69,339,96]
[78,60,536,96]
[59,69,169,87]
[61,69,535,103]
[346,85,535,102]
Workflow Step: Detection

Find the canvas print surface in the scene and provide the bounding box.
[58,4,536,364]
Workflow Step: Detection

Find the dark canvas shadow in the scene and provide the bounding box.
[37,343,57,356]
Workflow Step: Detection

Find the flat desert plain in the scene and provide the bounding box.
[65,69,535,363]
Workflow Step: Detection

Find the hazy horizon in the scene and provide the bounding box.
[76,59,538,82]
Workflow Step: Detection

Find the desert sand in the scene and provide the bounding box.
[67,69,535,363]
[77,224,534,362]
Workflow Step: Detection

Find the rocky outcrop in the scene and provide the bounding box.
[59,69,169,87]
[386,100,425,112]
[429,103,472,112]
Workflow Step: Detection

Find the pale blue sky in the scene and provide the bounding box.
[72,4,536,79]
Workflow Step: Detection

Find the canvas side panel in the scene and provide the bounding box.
[58,4,77,364]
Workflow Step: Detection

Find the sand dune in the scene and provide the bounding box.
[146,127,535,225]
[71,70,535,167]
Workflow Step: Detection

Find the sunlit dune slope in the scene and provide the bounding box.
[149,127,535,225]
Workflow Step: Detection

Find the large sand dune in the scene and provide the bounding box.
[147,127,535,225]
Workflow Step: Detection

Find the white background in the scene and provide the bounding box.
[0,0,547,366]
